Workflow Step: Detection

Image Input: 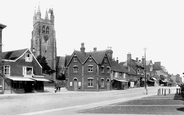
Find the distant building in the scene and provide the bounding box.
[2,48,49,93]
[31,5,56,81]
[119,53,144,87]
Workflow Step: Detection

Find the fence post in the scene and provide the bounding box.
[164,89,166,96]
[157,88,160,95]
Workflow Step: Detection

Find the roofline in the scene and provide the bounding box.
[3,48,42,68]
[82,54,99,65]
[14,49,29,61]
[66,51,83,66]
[28,48,43,68]
[0,24,6,29]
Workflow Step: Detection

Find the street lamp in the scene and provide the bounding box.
[144,48,148,95]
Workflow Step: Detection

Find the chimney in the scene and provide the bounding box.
[127,53,132,61]
[136,57,138,62]
[80,42,85,53]
[116,57,119,63]
[93,47,97,52]
[106,47,113,60]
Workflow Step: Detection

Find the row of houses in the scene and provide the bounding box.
[63,43,169,91]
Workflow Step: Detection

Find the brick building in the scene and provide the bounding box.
[65,43,112,91]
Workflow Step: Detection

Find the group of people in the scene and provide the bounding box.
[54,81,61,93]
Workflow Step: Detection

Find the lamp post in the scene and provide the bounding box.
[144,48,148,95]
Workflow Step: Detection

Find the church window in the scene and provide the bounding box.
[46,26,49,34]
[42,25,45,33]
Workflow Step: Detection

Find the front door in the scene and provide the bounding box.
[73,79,78,91]
[107,79,110,90]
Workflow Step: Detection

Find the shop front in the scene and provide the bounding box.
[4,76,50,93]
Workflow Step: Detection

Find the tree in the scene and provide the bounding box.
[37,55,55,75]
[175,74,182,84]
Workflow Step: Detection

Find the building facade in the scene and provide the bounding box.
[31,6,57,81]
[66,43,112,91]
[2,48,49,93]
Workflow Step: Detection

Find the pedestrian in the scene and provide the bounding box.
[55,83,58,93]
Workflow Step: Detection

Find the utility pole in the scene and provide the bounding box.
[144,48,148,95]
[0,24,6,94]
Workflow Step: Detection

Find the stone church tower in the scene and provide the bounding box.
[31,5,57,81]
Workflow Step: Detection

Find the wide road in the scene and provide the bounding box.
[0,86,176,115]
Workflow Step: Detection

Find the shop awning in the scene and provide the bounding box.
[114,78,128,82]
[31,78,50,82]
[6,77,34,81]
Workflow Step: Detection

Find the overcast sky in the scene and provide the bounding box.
[1,0,184,76]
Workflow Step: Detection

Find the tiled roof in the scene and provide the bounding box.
[111,60,127,73]
[68,50,109,65]
[2,48,28,60]
[119,63,136,75]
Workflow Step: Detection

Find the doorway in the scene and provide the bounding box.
[73,78,78,91]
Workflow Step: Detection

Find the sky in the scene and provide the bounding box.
[1,0,184,76]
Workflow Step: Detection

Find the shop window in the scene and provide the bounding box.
[25,53,33,62]
[12,81,23,89]
[88,78,94,87]
[88,65,93,72]
[4,65,10,75]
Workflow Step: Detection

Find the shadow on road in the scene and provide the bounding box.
[174,94,184,112]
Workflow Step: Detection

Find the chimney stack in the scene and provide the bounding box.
[80,42,85,53]
[93,47,97,52]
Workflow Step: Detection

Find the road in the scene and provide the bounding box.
[0,86,176,115]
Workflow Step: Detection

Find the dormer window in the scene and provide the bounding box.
[23,66,33,76]
[88,65,93,72]
[25,53,33,62]
[89,56,92,62]
[73,56,77,62]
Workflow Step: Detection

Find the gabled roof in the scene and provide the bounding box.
[119,62,136,75]
[111,61,127,73]
[67,50,110,66]
[2,48,28,60]
[2,48,42,68]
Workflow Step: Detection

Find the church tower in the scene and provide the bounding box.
[31,5,57,80]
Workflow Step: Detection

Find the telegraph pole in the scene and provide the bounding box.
[144,48,148,95]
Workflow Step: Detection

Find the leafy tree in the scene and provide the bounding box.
[175,74,182,84]
[37,55,55,75]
